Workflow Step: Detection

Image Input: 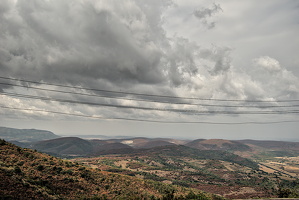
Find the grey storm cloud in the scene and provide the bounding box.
[0,0,170,90]
[0,0,230,97]
[198,46,232,76]
[193,3,222,29]
[0,0,298,121]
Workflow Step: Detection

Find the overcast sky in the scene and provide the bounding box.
[0,0,298,140]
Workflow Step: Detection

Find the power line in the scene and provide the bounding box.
[1,105,298,124]
[1,82,298,108]
[1,76,298,102]
[1,92,299,115]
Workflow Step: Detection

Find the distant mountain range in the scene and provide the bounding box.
[1,126,299,158]
[20,136,299,159]
[0,127,60,142]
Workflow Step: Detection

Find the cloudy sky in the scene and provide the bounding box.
[0,0,298,140]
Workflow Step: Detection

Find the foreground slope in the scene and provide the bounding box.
[0,139,223,200]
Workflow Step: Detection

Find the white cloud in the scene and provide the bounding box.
[251,56,299,100]
[253,56,281,72]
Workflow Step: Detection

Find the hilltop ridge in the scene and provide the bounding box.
[0,127,60,142]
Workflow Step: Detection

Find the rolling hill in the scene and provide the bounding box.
[91,142,134,155]
[128,145,259,170]
[52,138,257,170]
[133,140,176,149]
[31,137,94,156]
[6,129,297,160]
[0,139,223,200]
[238,140,299,151]
[186,139,252,152]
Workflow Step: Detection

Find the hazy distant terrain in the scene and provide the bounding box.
[0,127,60,142]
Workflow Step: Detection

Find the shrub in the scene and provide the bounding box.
[14,166,22,174]
[56,167,63,173]
[62,169,73,175]
[17,161,25,166]
[24,152,30,157]
[186,191,209,200]
[0,139,6,145]
[37,165,44,171]
[79,166,86,171]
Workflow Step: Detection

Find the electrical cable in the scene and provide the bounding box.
[1,76,298,102]
[0,82,298,108]
[1,92,299,115]
[1,105,298,124]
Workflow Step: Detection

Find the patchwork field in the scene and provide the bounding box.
[259,156,299,179]
[72,150,299,199]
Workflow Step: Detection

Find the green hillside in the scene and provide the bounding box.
[32,137,94,156]
[123,145,259,170]
[186,139,252,152]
